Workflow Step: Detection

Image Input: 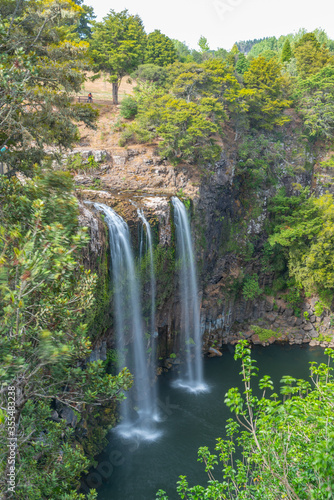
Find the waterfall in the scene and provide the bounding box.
[93,203,159,440]
[137,209,158,417]
[172,197,207,393]
[137,209,156,340]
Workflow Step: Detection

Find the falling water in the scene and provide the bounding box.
[93,203,159,440]
[137,209,156,338]
[172,197,207,393]
[137,209,158,416]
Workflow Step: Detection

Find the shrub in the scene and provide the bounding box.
[251,325,281,342]
[120,96,138,119]
[242,274,262,300]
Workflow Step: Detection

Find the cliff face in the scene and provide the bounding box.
[72,122,334,360]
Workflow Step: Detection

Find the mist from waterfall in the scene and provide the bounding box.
[93,203,159,440]
[172,197,207,393]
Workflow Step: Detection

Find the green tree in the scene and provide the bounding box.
[294,64,334,139]
[168,59,240,111]
[198,35,210,54]
[144,30,177,67]
[294,32,332,77]
[73,0,96,39]
[157,341,334,499]
[132,64,168,86]
[243,55,292,129]
[89,9,146,104]
[0,170,132,499]
[235,52,250,74]
[268,188,334,298]
[0,0,98,168]
[281,38,293,62]
[171,39,193,63]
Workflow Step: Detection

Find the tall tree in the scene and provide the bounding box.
[294,64,334,140]
[235,52,250,74]
[243,55,292,129]
[144,30,177,67]
[0,0,97,168]
[281,39,292,62]
[73,0,96,39]
[198,35,210,53]
[294,32,332,77]
[89,9,146,104]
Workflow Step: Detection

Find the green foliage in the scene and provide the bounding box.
[0,170,132,499]
[132,64,168,85]
[243,56,292,129]
[235,52,250,74]
[144,30,177,67]
[242,274,262,300]
[157,341,334,499]
[314,301,325,316]
[121,59,252,165]
[237,133,286,186]
[285,281,302,308]
[65,153,102,173]
[281,39,293,62]
[294,64,334,139]
[251,325,281,341]
[73,0,96,39]
[247,35,286,59]
[120,96,138,119]
[0,0,97,168]
[294,32,332,77]
[171,39,193,63]
[198,36,210,53]
[89,9,146,103]
[269,189,334,297]
[121,85,223,164]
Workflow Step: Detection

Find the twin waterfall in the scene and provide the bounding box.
[172,197,206,393]
[94,198,206,441]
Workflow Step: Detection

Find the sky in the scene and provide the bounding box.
[85,0,334,51]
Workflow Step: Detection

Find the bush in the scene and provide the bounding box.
[242,274,262,300]
[251,325,281,342]
[120,96,138,119]
[132,64,168,85]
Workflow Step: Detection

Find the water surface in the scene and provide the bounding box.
[95,344,327,500]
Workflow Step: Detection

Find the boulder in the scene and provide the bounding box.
[60,407,77,427]
[208,347,223,357]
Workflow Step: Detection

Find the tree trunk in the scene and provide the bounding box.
[112,82,118,105]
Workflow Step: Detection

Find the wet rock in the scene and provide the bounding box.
[265,312,277,322]
[87,341,107,363]
[208,347,223,357]
[60,407,77,427]
[51,410,61,422]
[163,360,173,369]
[251,334,262,345]
[264,301,273,312]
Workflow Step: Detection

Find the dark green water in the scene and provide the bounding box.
[90,345,327,500]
